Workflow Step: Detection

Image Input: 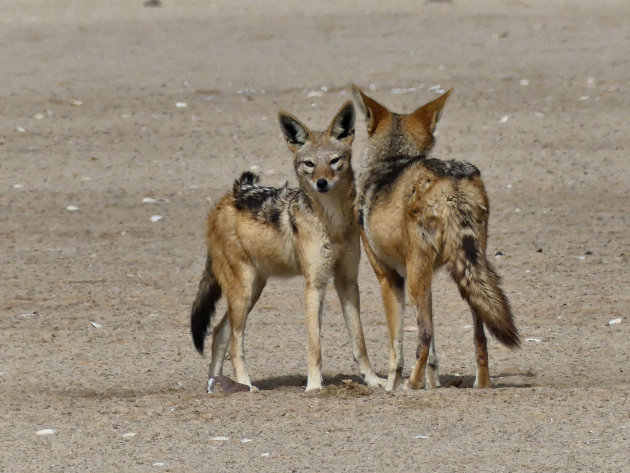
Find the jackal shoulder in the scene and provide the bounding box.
[359,156,480,212]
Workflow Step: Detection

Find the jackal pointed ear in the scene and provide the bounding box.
[278,111,310,149]
[351,84,391,135]
[328,100,355,142]
[410,88,453,134]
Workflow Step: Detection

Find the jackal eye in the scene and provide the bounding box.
[304,161,315,168]
[330,157,340,165]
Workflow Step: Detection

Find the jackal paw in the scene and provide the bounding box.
[385,372,403,392]
[473,379,492,389]
[207,376,252,394]
[403,379,424,391]
[304,383,323,393]
[363,373,387,388]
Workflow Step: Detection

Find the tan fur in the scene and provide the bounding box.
[353,85,520,391]
[190,101,384,393]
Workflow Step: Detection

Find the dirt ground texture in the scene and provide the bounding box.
[1,0,629,471]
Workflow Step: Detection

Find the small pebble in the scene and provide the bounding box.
[142,197,157,204]
[499,115,509,123]
[66,205,79,211]
[428,84,445,94]
[211,436,229,441]
[391,88,417,94]
[36,429,57,436]
[525,337,542,342]
[150,215,163,223]
[607,318,622,326]
[122,432,137,438]
[414,435,430,439]
[241,438,253,443]
[175,102,188,108]
[90,321,103,328]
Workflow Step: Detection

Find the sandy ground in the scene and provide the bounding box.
[1,0,629,471]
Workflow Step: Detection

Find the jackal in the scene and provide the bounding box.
[190,101,383,393]
[352,85,520,391]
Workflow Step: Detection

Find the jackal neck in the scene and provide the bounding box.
[362,114,434,166]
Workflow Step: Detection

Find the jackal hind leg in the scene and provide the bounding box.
[334,267,386,389]
[405,251,435,390]
[472,309,492,388]
[208,312,230,379]
[226,274,266,390]
[424,290,441,389]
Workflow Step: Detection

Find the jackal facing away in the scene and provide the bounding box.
[190,101,383,393]
[352,85,520,391]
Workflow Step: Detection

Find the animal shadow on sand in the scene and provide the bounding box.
[254,370,535,391]
[441,371,535,389]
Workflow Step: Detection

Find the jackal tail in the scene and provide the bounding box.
[449,219,520,348]
[190,255,222,353]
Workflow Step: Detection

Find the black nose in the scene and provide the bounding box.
[316,179,328,191]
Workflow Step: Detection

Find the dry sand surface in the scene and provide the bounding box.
[1,0,629,471]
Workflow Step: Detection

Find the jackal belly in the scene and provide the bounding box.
[235,220,302,277]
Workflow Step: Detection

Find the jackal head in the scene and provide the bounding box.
[278,101,355,194]
[351,85,452,161]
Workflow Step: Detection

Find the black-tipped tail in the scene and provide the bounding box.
[190,255,222,353]
[233,171,260,192]
[451,237,520,348]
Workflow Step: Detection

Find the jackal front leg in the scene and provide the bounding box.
[334,273,386,388]
[361,233,405,391]
[304,281,326,392]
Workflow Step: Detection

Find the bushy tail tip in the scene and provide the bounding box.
[190,256,222,354]
[452,242,520,348]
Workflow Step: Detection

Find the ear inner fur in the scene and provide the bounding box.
[278,111,311,145]
[351,85,391,135]
[409,88,453,134]
[328,100,355,141]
